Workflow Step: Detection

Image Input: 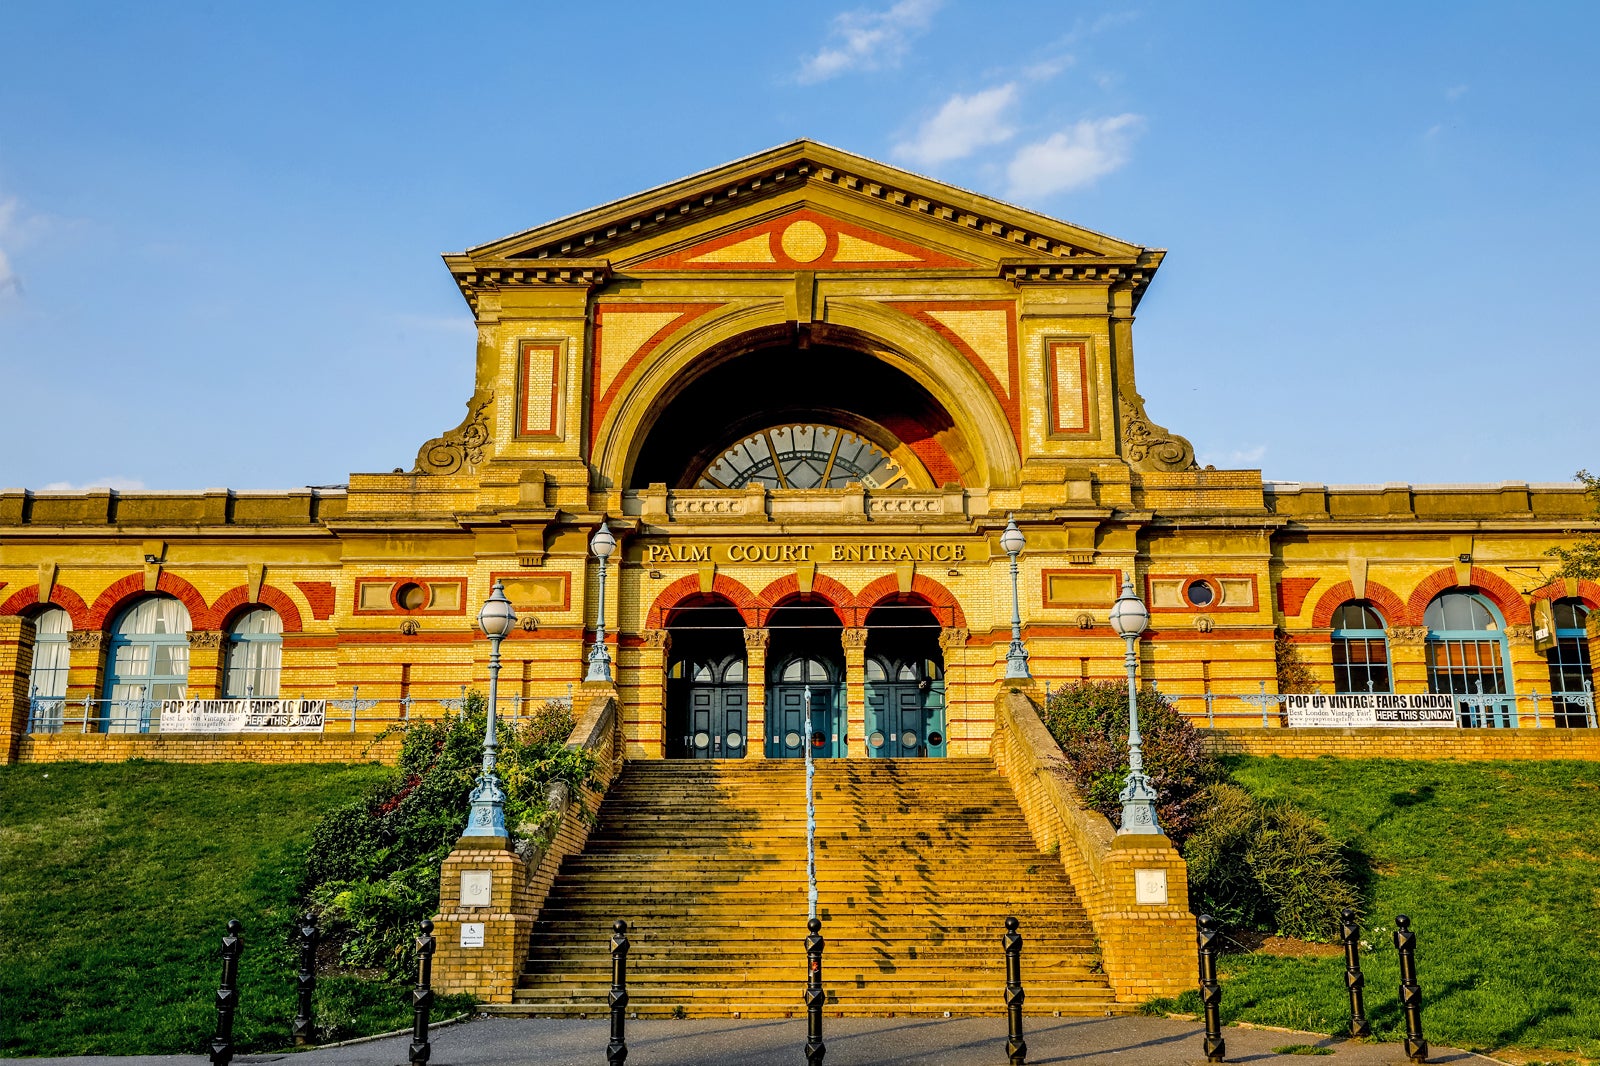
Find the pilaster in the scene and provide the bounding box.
[0,616,32,763]
[1505,624,1544,726]
[744,628,769,758]
[1385,626,1429,695]
[66,630,107,732]
[637,630,670,758]
[186,631,226,699]
[842,627,867,758]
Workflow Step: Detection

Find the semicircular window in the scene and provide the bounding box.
[697,425,907,490]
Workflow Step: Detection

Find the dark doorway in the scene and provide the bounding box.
[665,599,748,759]
[864,601,946,758]
[766,598,845,758]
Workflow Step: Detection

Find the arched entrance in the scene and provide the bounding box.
[664,597,748,759]
[766,597,845,759]
[863,600,946,758]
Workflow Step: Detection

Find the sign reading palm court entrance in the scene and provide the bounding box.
[1284,694,1458,728]
[642,540,981,564]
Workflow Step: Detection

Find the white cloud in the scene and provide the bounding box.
[0,198,21,296]
[894,84,1019,166]
[1005,114,1144,200]
[798,0,940,83]
[41,477,148,492]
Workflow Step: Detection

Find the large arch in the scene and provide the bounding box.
[755,573,856,626]
[87,572,217,630]
[852,572,967,629]
[596,302,1022,492]
[645,573,760,629]
[210,584,306,633]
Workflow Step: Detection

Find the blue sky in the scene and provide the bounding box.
[1,2,1594,491]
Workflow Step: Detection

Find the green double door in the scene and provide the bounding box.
[666,657,747,759]
[767,656,845,758]
[864,656,947,758]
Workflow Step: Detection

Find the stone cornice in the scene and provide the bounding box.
[447,141,1158,283]
[442,258,612,312]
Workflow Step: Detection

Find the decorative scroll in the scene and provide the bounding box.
[1119,396,1198,472]
[414,393,494,475]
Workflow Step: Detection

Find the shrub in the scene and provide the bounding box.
[1041,681,1221,843]
[299,693,595,977]
[1042,681,1362,941]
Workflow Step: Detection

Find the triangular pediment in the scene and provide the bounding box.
[446,140,1162,281]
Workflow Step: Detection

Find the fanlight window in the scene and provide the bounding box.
[697,425,907,490]
[780,657,833,683]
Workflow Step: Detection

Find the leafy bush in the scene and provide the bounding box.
[1041,682,1361,941]
[1183,782,1361,940]
[300,694,595,977]
[1041,681,1221,843]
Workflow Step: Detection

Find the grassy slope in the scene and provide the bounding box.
[1165,756,1600,1057]
[0,760,466,1056]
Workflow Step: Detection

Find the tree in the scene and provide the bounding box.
[1547,470,1600,581]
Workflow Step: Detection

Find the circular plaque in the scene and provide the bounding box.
[901,730,918,748]
[693,731,710,749]
[726,731,743,749]
[785,731,802,748]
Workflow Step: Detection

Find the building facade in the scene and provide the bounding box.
[3,140,1597,765]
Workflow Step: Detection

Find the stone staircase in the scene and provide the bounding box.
[510,758,1118,1017]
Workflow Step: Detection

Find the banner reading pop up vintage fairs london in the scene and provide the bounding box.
[160,699,327,733]
[1283,694,1458,728]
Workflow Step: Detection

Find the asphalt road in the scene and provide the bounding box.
[16,1014,1499,1066]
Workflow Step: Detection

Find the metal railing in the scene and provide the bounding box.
[1040,678,1597,730]
[25,685,576,735]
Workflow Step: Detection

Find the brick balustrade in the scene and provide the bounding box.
[990,685,1194,1003]
[432,683,625,1003]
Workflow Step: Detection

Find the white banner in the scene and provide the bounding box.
[1283,693,1459,728]
[160,699,327,733]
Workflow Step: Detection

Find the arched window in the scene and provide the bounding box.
[104,596,191,733]
[780,657,834,684]
[1330,601,1390,693]
[223,608,283,698]
[1547,599,1594,728]
[27,606,71,733]
[1425,590,1514,728]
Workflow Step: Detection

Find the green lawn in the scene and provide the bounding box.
[1155,756,1600,1058]
[0,760,469,1056]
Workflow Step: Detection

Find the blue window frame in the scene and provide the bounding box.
[1547,599,1594,728]
[27,606,72,733]
[104,596,191,732]
[223,607,284,698]
[1330,601,1390,693]
[1425,591,1515,728]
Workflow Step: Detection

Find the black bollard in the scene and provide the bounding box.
[209,919,243,1066]
[608,919,630,1066]
[804,916,826,1066]
[409,919,436,1066]
[1003,916,1027,1065]
[292,912,319,1046]
[1196,914,1225,1063]
[1393,915,1429,1063]
[1339,909,1370,1038]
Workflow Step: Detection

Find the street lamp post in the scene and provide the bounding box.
[585,520,616,683]
[1000,516,1031,679]
[1108,575,1162,835]
[464,580,516,838]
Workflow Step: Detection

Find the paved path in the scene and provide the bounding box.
[19,1015,1498,1066]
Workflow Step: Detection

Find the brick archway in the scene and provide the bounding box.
[1531,579,1600,611]
[1310,581,1407,629]
[1405,567,1531,626]
[645,574,760,629]
[0,583,92,629]
[755,574,857,626]
[87,572,218,631]
[210,585,306,633]
[852,572,967,629]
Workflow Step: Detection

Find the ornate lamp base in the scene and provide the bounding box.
[1118,772,1163,835]
[462,771,507,837]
